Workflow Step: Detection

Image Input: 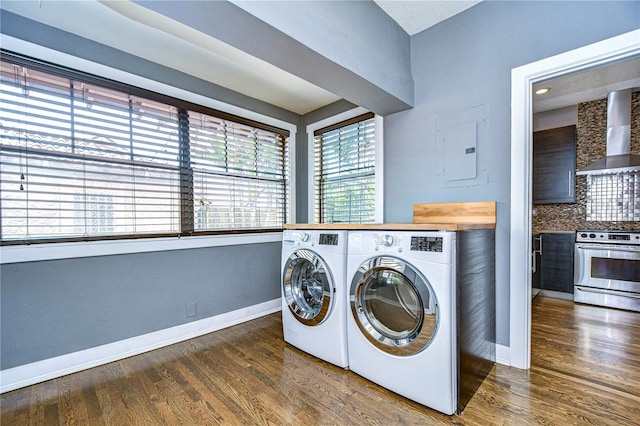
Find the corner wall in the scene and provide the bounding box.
[384,0,640,346]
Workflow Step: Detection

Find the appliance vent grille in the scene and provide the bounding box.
[586,171,640,221]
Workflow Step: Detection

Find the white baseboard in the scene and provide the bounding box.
[496,343,510,366]
[0,298,281,393]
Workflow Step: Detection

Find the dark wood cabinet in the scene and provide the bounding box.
[538,233,575,294]
[533,126,576,204]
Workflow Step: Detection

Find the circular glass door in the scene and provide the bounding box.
[283,250,334,326]
[350,256,438,356]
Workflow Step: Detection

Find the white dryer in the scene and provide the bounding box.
[346,230,457,415]
[281,229,348,368]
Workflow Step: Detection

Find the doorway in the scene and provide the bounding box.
[509,29,640,370]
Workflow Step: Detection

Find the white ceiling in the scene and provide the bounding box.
[3,1,637,116]
[532,57,640,113]
[374,0,482,35]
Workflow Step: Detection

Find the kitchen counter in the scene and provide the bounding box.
[284,223,495,231]
[533,230,575,235]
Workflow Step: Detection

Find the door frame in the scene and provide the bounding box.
[509,29,640,369]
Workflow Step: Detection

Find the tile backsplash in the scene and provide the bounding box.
[586,172,640,222]
[532,92,640,233]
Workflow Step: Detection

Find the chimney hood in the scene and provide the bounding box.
[576,89,640,175]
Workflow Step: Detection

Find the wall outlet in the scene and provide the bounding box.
[186,302,197,318]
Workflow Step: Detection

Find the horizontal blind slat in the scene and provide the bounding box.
[1,56,289,242]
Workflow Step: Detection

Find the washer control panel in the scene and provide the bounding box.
[371,233,445,253]
[410,236,443,252]
[284,230,346,252]
[319,233,339,246]
[373,234,403,252]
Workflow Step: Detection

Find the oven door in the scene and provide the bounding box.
[574,243,640,293]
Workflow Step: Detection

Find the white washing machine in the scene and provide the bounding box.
[346,230,457,415]
[281,229,348,368]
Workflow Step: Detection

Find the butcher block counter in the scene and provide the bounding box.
[285,201,496,231]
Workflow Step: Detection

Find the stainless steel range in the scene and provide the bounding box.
[574,230,640,312]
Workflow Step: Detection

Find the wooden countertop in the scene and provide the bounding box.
[285,201,497,231]
[284,223,495,231]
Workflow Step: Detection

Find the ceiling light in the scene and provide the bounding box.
[535,87,551,95]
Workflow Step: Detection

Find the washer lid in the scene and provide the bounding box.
[350,256,438,356]
[283,249,334,326]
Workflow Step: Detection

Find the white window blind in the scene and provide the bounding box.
[0,55,290,243]
[313,113,376,223]
[189,111,288,230]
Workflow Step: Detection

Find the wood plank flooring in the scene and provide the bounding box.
[2,296,639,425]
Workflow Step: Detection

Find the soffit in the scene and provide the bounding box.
[1,0,478,115]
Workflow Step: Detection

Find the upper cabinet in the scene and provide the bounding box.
[533,125,576,204]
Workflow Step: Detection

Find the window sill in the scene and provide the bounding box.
[0,232,283,264]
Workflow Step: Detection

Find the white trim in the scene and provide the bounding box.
[374,114,385,223]
[509,29,640,370]
[305,107,384,223]
[0,298,282,393]
[0,232,282,264]
[288,129,297,225]
[495,344,510,367]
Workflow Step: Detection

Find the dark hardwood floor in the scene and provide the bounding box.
[2,296,639,425]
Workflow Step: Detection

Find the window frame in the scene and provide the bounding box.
[0,36,295,262]
[306,107,383,223]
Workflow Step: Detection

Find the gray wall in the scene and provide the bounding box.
[1,243,281,369]
[384,1,640,345]
[0,13,288,370]
[533,106,578,132]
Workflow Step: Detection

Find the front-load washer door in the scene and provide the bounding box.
[350,256,438,356]
[283,249,334,326]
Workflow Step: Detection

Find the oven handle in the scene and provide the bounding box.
[532,235,542,274]
[575,286,640,299]
[576,244,640,252]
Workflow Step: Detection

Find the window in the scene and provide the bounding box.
[74,194,114,234]
[189,110,288,230]
[0,54,290,244]
[313,112,376,223]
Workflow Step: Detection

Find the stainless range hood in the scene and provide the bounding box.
[577,89,640,175]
